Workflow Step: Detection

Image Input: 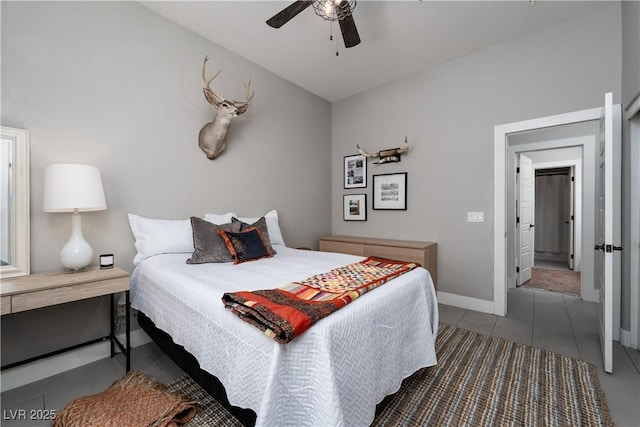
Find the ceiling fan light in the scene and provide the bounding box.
[313,0,356,22]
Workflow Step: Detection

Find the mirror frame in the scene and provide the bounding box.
[0,126,30,278]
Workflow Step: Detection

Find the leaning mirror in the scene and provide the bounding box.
[0,126,30,278]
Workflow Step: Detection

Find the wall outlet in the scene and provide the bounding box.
[467,211,484,222]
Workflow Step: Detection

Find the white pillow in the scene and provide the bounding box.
[203,212,237,225]
[128,214,194,265]
[234,209,286,247]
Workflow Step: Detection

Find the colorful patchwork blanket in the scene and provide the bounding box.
[222,256,419,343]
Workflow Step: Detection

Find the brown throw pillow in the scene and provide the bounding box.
[187,216,241,264]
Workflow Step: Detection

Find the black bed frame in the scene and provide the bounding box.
[137,312,257,426]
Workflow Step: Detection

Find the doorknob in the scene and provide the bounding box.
[594,244,623,252]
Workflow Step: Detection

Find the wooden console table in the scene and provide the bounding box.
[319,236,437,288]
[1,266,131,372]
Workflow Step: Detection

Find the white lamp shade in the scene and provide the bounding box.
[43,164,107,212]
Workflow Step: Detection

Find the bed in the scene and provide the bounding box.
[128,214,438,426]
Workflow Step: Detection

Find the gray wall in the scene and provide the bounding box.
[622,0,640,110]
[1,1,331,364]
[621,0,640,334]
[331,5,621,303]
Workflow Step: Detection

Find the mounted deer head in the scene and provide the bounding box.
[357,136,409,165]
[198,56,254,160]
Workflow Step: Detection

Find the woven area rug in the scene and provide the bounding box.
[523,267,581,296]
[373,323,611,426]
[166,323,612,427]
[166,376,243,427]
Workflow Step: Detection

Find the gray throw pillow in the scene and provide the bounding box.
[187,217,242,264]
[232,216,276,254]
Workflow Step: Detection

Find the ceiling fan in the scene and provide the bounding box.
[266,0,361,48]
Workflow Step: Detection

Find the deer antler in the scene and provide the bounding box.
[357,144,378,158]
[233,79,255,115]
[201,56,254,114]
[396,136,409,154]
[202,55,224,106]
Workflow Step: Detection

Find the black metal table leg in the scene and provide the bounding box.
[126,290,131,372]
[110,294,115,358]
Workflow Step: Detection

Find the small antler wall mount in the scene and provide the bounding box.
[356,136,409,165]
[198,56,255,160]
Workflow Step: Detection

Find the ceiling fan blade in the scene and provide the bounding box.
[338,14,361,48]
[266,1,314,28]
[336,2,361,48]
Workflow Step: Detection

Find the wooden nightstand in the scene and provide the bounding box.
[1,266,131,372]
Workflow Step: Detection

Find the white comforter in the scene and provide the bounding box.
[130,246,438,427]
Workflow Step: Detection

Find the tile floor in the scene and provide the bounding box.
[2,288,639,426]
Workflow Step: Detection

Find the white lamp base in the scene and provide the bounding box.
[61,212,93,271]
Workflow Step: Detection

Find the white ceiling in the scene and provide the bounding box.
[140,1,610,102]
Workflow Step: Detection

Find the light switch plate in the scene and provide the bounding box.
[467,211,484,222]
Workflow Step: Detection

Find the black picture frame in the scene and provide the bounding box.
[372,173,407,210]
[343,194,367,221]
[344,154,367,189]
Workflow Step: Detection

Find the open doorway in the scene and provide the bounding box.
[506,124,595,304]
[529,166,580,296]
[520,150,583,297]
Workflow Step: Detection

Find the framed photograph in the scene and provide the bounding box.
[343,194,367,221]
[344,154,367,188]
[373,173,407,210]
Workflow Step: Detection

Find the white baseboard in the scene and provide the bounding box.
[0,329,152,393]
[437,291,495,315]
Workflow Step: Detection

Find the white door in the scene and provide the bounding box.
[518,154,534,285]
[568,167,575,270]
[596,92,616,373]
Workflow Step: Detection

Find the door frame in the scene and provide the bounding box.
[494,107,600,316]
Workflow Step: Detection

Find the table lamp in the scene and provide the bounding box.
[43,164,107,271]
